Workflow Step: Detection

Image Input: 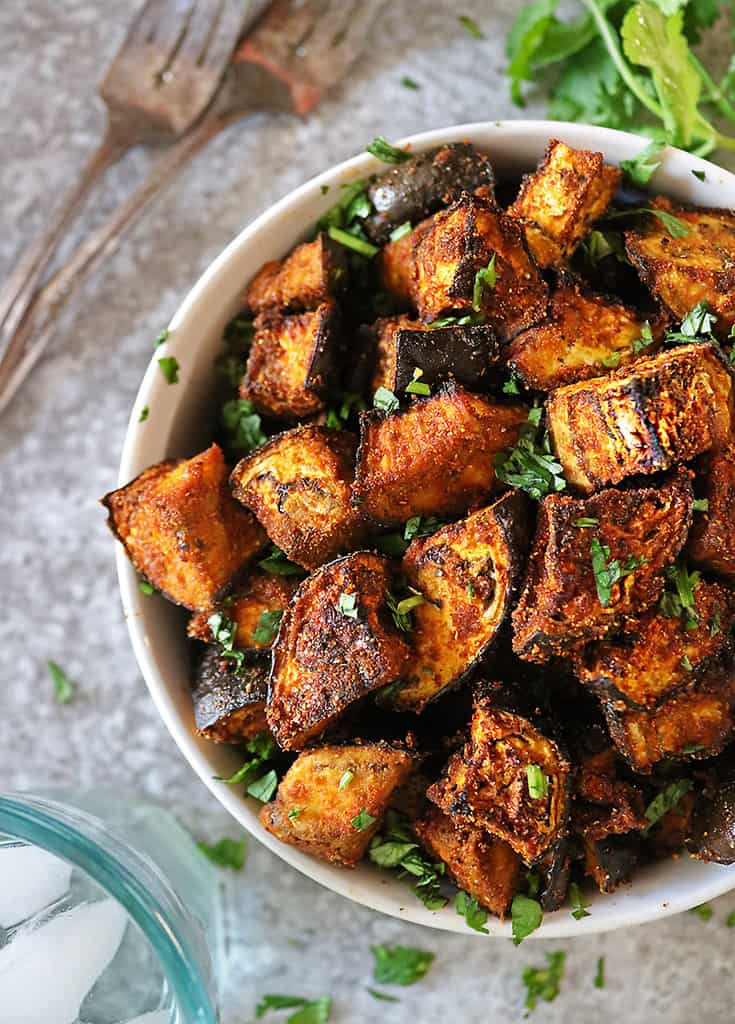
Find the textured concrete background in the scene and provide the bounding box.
[2,2,735,1021]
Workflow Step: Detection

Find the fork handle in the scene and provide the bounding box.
[0,110,239,414]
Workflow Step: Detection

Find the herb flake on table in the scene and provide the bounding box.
[511,893,544,944]
[594,955,605,988]
[367,987,400,1002]
[371,944,434,985]
[47,660,77,705]
[689,903,713,922]
[458,13,485,39]
[401,76,420,90]
[590,537,646,608]
[256,995,332,1023]
[366,136,411,164]
[157,355,179,384]
[455,890,489,933]
[197,836,246,871]
[522,951,566,1012]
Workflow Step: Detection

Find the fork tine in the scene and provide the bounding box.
[173,0,248,70]
[148,0,197,54]
[305,0,388,75]
[114,0,169,49]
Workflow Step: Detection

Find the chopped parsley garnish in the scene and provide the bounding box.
[689,903,713,922]
[511,893,543,944]
[503,374,521,395]
[251,609,284,645]
[605,206,690,239]
[401,76,420,90]
[367,988,400,1002]
[643,779,693,832]
[526,764,549,799]
[247,768,278,803]
[327,225,379,258]
[386,588,426,631]
[157,355,179,384]
[472,253,497,311]
[255,995,332,1023]
[495,405,566,500]
[632,320,655,353]
[405,367,431,396]
[216,732,278,784]
[317,180,371,235]
[352,807,377,832]
[726,911,735,928]
[594,956,605,989]
[692,169,706,181]
[154,328,170,347]
[404,515,444,541]
[337,591,359,619]
[710,609,722,637]
[138,405,149,423]
[522,951,565,1011]
[659,562,701,629]
[208,611,246,671]
[693,498,709,512]
[287,808,302,820]
[371,944,434,985]
[197,836,246,871]
[569,881,591,920]
[373,386,400,414]
[324,391,366,430]
[680,654,694,671]
[258,544,305,577]
[573,517,599,528]
[389,221,413,242]
[601,350,622,369]
[320,184,330,195]
[138,579,156,595]
[366,136,411,164]
[590,537,646,608]
[620,140,664,185]
[338,770,354,791]
[458,13,484,38]
[455,891,489,933]
[215,314,254,387]
[48,660,77,705]
[221,398,267,457]
[679,300,717,338]
[580,230,626,266]
[369,809,448,910]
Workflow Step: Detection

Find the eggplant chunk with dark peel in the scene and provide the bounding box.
[368,314,421,393]
[245,232,346,314]
[230,426,366,570]
[191,646,269,743]
[388,492,529,713]
[512,470,693,663]
[267,552,411,750]
[393,322,500,394]
[240,302,341,420]
[415,806,520,919]
[412,193,548,340]
[364,142,495,244]
[260,741,413,866]
[102,443,266,612]
[575,581,735,710]
[353,384,527,526]
[688,443,735,579]
[547,343,735,493]
[688,769,735,864]
[582,833,640,893]
[427,692,572,864]
[188,571,300,650]
[508,139,621,268]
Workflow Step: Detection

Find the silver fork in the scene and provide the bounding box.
[0,0,388,414]
[0,0,254,360]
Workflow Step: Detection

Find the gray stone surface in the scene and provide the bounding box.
[2,2,735,1021]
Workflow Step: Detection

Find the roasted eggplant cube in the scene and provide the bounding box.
[393,322,499,394]
[427,694,572,864]
[575,581,735,710]
[365,142,495,244]
[507,277,660,391]
[245,232,346,314]
[415,806,520,918]
[582,833,640,893]
[413,193,548,340]
[547,343,734,493]
[688,774,735,864]
[230,426,365,570]
[260,742,413,866]
[240,302,340,419]
[508,139,621,268]
[191,646,269,742]
[688,444,735,579]
[389,492,529,712]
[512,470,693,663]
[102,443,266,612]
[188,571,300,650]
[354,384,527,525]
[603,661,735,772]
[267,552,411,749]
[378,220,430,307]
[625,198,735,336]
[368,314,421,393]
[537,841,572,912]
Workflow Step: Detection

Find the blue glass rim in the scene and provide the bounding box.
[0,794,217,1024]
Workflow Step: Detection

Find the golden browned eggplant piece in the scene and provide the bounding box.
[512,470,693,663]
[575,580,735,709]
[260,742,413,866]
[574,744,648,839]
[377,218,431,306]
[353,384,527,525]
[191,646,269,742]
[102,444,266,612]
[625,198,735,336]
[427,691,572,864]
[245,232,346,314]
[388,492,529,712]
[415,806,520,918]
[507,276,662,390]
[547,343,734,493]
[240,302,340,419]
[508,139,621,268]
[369,314,421,392]
[230,426,365,570]
[412,193,548,340]
[603,660,735,772]
[267,552,411,749]
[688,444,735,579]
[188,571,300,650]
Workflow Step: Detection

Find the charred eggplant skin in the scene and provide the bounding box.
[393,323,499,393]
[583,833,640,893]
[191,646,269,742]
[688,776,735,864]
[364,143,495,244]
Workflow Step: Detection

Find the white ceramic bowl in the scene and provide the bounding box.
[117,120,735,938]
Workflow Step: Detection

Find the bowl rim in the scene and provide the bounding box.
[116,119,735,939]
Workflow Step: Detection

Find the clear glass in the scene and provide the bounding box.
[0,792,221,1024]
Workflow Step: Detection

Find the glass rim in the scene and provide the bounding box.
[0,793,217,1024]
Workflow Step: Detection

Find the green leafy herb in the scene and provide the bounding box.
[366,136,411,164]
[48,660,77,705]
[404,515,444,541]
[256,995,332,1023]
[726,910,735,928]
[317,180,371,235]
[138,579,156,595]
[369,809,448,910]
[693,498,709,512]
[590,537,646,607]
[138,405,149,423]
[371,944,434,985]
[215,315,254,388]
[258,545,306,577]
[526,870,541,899]
[352,808,377,832]
[659,562,701,629]
[522,951,566,1011]
[601,350,622,368]
[643,778,693,831]
[605,206,690,239]
[389,221,413,241]
[680,653,694,671]
[689,903,713,922]
[458,13,485,39]
[580,229,627,266]
[256,995,310,1018]
[692,168,706,181]
[197,836,246,870]
[503,374,521,395]
[154,328,170,347]
[158,355,179,384]
[569,881,591,920]
[495,405,567,500]
[401,76,420,90]
[373,386,400,414]
[511,893,544,944]
[405,367,431,396]
[221,398,267,457]
[208,611,246,672]
[620,140,664,185]
[681,742,705,754]
[426,312,486,329]
[373,531,410,557]
[574,517,599,528]
[455,891,489,933]
[367,988,400,1002]
[216,732,278,786]
[526,764,549,799]
[710,608,722,637]
[251,609,284,645]
[338,770,354,791]
[288,808,302,820]
[337,591,359,619]
[594,956,605,989]
[327,225,379,258]
[472,253,497,311]
[632,320,655,353]
[247,769,278,803]
[386,588,426,631]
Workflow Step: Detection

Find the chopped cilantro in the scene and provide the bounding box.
[138,405,149,422]
[710,609,722,637]
[215,314,253,387]
[522,951,565,1011]
[215,731,278,786]
[389,221,413,241]
[643,779,693,832]
[197,836,246,870]
[682,742,705,754]
[366,136,411,164]
[337,591,359,619]
[157,355,179,384]
[373,386,400,414]
[386,589,426,631]
[620,140,664,185]
[664,301,718,346]
[472,253,497,311]
[680,653,694,671]
[594,956,605,989]
[367,988,400,1002]
[455,891,489,933]
[601,350,622,369]
[374,531,410,557]
[693,498,709,512]
[511,893,543,944]
[503,374,521,395]
[495,405,566,500]
[369,809,448,910]
[569,881,591,920]
[352,808,377,832]
[338,770,354,791]
[154,328,170,347]
[48,660,77,705]
[526,764,549,799]
[590,537,646,608]
[287,808,302,820]
[405,367,431,396]
[659,562,701,629]
[208,611,246,672]
[256,995,331,1023]
[327,225,379,258]
[371,944,434,985]
[258,545,305,577]
[247,768,278,803]
[580,229,626,266]
[632,320,655,353]
[251,609,284,645]
[458,13,484,38]
[692,169,706,181]
[221,398,266,457]
[404,515,443,541]
[138,579,156,595]
[401,76,420,90]
[605,207,690,239]
[690,903,713,922]
[573,517,599,528]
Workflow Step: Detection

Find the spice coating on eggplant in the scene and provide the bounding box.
[188,571,300,650]
[688,443,735,579]
[245,232,347,314]
[191,646,269,742]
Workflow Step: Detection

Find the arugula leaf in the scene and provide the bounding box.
[352,808,377,832]
[221,398,267,457]
[594,956,606,989]
[526,764,549,799]
[522,951,566,1010]
[472,254,497,311]
[198,836,246,870]
[569,881,591,920]
[511,894,544,944]
[251,609,284,645]
[643,778,693,831]
[369,810,448,910]
[48,660,77,705]
[495,405,567,501]
[405,367,431,396]
[590,537,646,607]
[258,545,306,577]
[455,891,489,933]
[373,386,400,414]
[620,139,665,185]
[366,136,411,163]
[157,355,179,384]
[371,944,434,985]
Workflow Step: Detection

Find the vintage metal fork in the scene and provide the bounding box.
[0,0,388,414]
[0,0,255,362]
